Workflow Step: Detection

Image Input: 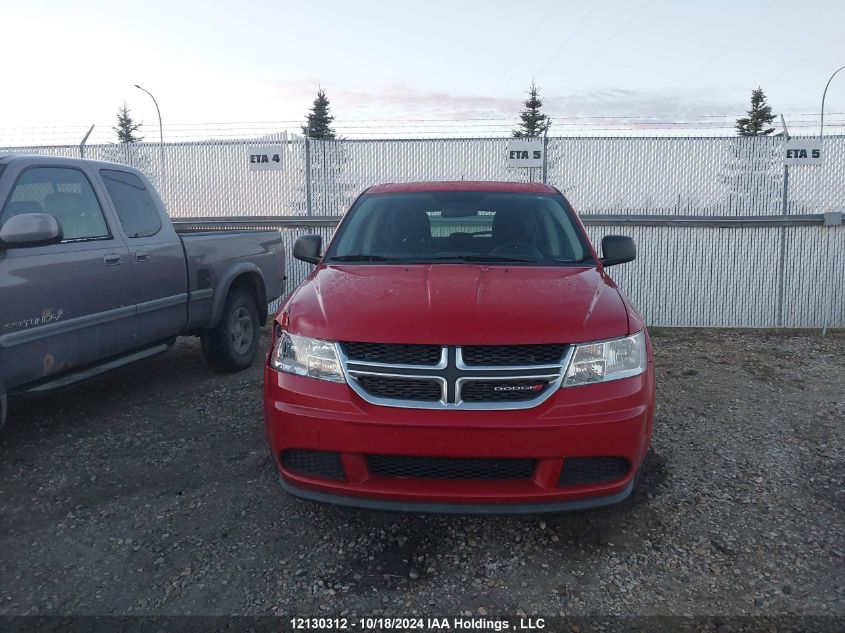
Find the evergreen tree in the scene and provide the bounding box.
[512,81,551,138]
[114,102,143,143]
[735,87,776,136]
[302,88,337,139]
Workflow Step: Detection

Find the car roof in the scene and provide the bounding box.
[0,153,146,172]
[366,181,559,195]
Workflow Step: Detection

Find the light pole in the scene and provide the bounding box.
[134,84,163,145]
[135,84,165,197]
[818,65,844,338]
[820,64,845,138]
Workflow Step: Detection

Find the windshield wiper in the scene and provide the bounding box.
[328,254,396,262]
[436,254,540,264]
[330,254,545,264]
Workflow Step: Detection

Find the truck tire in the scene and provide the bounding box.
[201,288,260,372]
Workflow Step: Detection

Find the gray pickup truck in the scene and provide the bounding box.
[0,154,285,426]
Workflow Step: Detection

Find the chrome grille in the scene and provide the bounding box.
[338,343,571,410]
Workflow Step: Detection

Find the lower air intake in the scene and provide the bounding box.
[368,455,536,480]
[282,449,346,481]
[558,457,629,487]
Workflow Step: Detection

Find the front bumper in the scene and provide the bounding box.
[278,474,637,515]
[263,363,654,514]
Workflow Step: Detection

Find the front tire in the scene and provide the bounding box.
[201,288,260,372]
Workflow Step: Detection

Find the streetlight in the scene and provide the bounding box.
[818,65,844,339]
[134,84,163,145]
[134,84,166,198]
[820,64,845,138]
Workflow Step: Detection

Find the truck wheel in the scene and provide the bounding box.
[201,288,260,372]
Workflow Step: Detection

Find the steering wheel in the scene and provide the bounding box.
[489,241,544,259]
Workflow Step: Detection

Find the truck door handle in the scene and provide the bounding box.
[135,251,151,262]
[103,253,123,266]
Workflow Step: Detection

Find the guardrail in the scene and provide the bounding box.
[172,213,842,330]
[172,213,841,231]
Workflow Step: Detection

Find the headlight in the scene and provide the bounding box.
[270,331,345,383]
[562,330,647,387]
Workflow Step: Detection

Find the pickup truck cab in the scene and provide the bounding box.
[264,181,654,514]
[0,155,285,426]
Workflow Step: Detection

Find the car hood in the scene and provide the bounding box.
[285,264,630,345]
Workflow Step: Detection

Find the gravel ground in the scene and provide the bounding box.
[1,329,843,623]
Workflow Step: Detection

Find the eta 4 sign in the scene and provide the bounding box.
[506,139,544,168]
[248,145,285,171]
[784,139,823,166]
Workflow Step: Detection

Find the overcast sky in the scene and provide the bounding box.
[2,0,844,142]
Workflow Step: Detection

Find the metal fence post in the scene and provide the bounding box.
[776,130,791,328]
[781,166,789,215]
[304,133,313,216]
[322,141,328,213]
[78,125,94,158]
[542,127,549,184]
[775,175,788,328]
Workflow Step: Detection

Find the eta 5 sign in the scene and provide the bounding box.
[784,139,823,166]
[507,139,544,168]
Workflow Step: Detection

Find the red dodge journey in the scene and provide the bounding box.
[264,181,654,514]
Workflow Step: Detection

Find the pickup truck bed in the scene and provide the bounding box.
[179,230,285,332]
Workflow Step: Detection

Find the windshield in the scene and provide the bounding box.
[325,191,592,265]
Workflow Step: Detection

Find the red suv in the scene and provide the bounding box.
[264,181,654,514]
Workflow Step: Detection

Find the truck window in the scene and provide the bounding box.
[326,191,592,265]
[99,170,162,238]
[0,167,110,241]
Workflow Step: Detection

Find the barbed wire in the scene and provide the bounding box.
[1,114,842,145]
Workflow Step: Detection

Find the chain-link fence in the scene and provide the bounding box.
[8,134,842,217]
[3,135,843,328]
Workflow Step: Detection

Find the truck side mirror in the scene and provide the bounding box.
[600,235,636,267]
[0,213,63,248]
[293,234,323,264]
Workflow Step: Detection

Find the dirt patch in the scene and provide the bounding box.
[1,329,843,618]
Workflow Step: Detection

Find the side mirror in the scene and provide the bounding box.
[293,234,323,264]
[0,213,63,248]
[600,235,636,267]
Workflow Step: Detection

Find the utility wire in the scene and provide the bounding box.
[678,0,778,92]
[489,0,558,92]
[764,33,845,86]
[553,0,653,94]
[534,0,603,81]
